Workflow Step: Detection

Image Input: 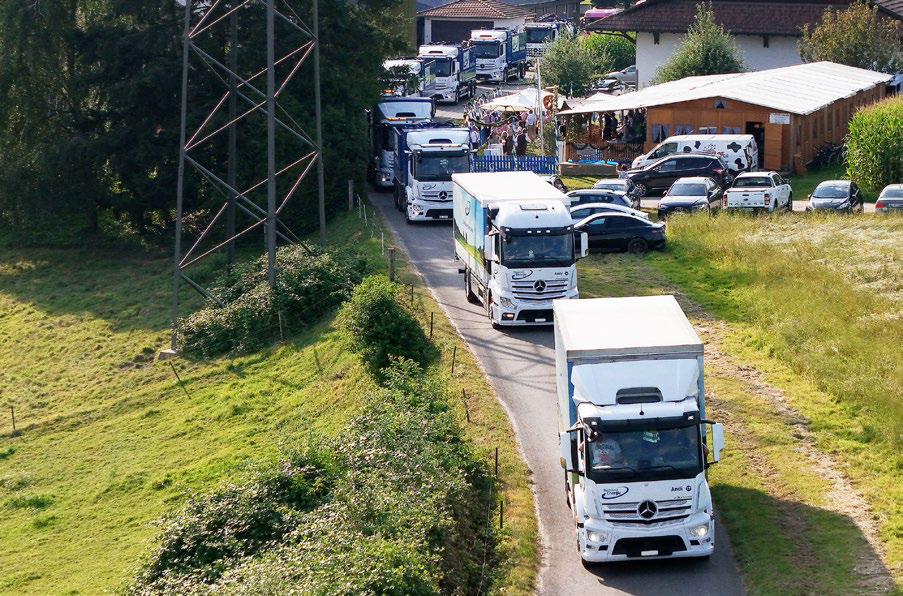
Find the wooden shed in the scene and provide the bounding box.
[560,62,893,173]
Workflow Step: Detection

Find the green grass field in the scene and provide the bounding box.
[0,211,538,594]
[578,212,902,593]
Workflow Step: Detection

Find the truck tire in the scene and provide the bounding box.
[465,271,479,304]
[503,68,509,82]
[453,88,460,104]
[627,238,648,255]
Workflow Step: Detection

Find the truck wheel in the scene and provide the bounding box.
[453,88,460,104]
[627,238,648,255]
[465,271,479,304]
[503,68,509,82]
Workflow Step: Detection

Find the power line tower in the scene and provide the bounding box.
[169,0,325,353]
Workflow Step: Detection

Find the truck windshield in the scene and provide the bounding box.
[585,424,702,483]
[472,42,501,59]
[430,59,453,77]
[413,153,470,181]
[501,233,574,268]
[527,29,553,43]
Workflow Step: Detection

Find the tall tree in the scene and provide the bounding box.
[799,1,902,74]
[652,2,744,84]
[541,32,610,98]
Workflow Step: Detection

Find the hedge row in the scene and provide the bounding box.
[846,95,902,194]
[179,246,367,356]
[128,360,498,595]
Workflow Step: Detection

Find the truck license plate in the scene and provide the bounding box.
[641,550,659,557]
[535,318,547,323]
[440,214,449,218]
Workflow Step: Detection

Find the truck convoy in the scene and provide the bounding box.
[369,96,435,189]
[393,124,472,222]
[470,29,528,83]
[453,171,587,327]
[525,21,573,58]
[417,44,477,104]
[555,296,725,564]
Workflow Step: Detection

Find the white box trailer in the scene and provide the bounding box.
[554,296,725,564]
[453,172,587,327]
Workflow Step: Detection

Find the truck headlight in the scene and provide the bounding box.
[411,204,424,215]
[499,296,516,309]
[587,530,609,543]
[690,523,709,538]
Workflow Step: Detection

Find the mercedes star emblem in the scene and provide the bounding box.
[637,500,658,520]
[439,190,448,200]
[533,280,547,292]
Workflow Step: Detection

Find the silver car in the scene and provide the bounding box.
[605,65,637,86]
[876,184,903,213]
[571,202,649,221]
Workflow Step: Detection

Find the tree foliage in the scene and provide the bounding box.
[652,2,744,84]
[0,0,405,244]
[540,31,610,98]
[581,33,636,72]
[799,1,902,75]
[845,96,903,194]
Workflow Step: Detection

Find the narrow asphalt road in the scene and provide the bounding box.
[369,189,745,595]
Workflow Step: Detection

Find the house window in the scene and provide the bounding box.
[676,124,694,135]
[652,124,670,143]
[721,126,741,134]
[699,126,718,134]
[714,100,727,109]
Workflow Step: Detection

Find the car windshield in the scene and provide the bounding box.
[880,187,903,198]
[585,424,703,483]
[668,183,706,196]
[501,233,574,268]
[813,185,849,199]
[732,177,772,188]
[471,42,500,59]
[573,193,618,205]
[527,29,553,43]
[413,153,469,181]
[430,59,453,77]
[594,182,625,192]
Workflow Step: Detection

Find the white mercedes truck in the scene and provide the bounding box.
[554,296,725,564]
[453,171,587,327]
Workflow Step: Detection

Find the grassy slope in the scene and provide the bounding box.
[578,213,902,593]
[0,211,538,594]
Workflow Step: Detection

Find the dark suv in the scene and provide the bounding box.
[627,154,729,197]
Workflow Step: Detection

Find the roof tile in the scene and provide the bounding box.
[419,0,534,19]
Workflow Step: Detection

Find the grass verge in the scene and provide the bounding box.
[577,212,902,592]
[0,209,537,594]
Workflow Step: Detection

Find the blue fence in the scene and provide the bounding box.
[472,155,559,175]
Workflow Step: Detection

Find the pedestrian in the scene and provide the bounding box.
[502,131,514,157]
[526,109,537,140]
[470,126,480,150]
[515,128,528,157]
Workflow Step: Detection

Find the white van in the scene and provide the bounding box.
[632,135,758,173]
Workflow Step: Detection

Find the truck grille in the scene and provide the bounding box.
[511,279,568,303]
[420,191,451,201]
[601,497,692,525]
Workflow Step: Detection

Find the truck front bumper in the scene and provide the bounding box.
[407,201,453,221]
[580,513,714,563]
[476,70,504,82]
[492,291,578,326]
[432,87,458,103]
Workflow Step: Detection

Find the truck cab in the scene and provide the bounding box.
[382,58,437,98]
[554,297,725,564]
[368,97,434,189]
[417,45,476,104]
[453,172,588,327]
[525,21,572,58]
[394,126,471,222]
[470,29,526,83]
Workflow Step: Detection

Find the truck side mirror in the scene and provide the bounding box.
[580,232,589,259]
[711,422,724,462]
[483,234,496,262]
[560,431,578,473]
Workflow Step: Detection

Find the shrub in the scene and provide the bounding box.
[845,96,903,194]
[542,31,609,97]
[581,33,636,72]
[342,276,435,375]
[129,361,498,595]
[180,246,367,356]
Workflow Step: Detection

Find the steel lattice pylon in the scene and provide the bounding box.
[170,0,325,351]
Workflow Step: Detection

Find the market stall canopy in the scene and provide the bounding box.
[558,62,892,117]
[481,88,567,112]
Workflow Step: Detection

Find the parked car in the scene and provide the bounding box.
[571,202,648,221]
[567,189,634,210]
[631,134,759,174]
[591,78,627,95]
[806,180,864,212]
[724,171,792,212]
[875,183,903,213]
[627,154,729,197]
[592,177,640,207]
[605,65,637,86]
[658,177,723,218]
[573,212,666,254]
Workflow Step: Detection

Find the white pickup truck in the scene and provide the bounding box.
[723,172,792,212]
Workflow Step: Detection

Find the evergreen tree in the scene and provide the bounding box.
[652,2,744,84]
[799,1,902,74]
